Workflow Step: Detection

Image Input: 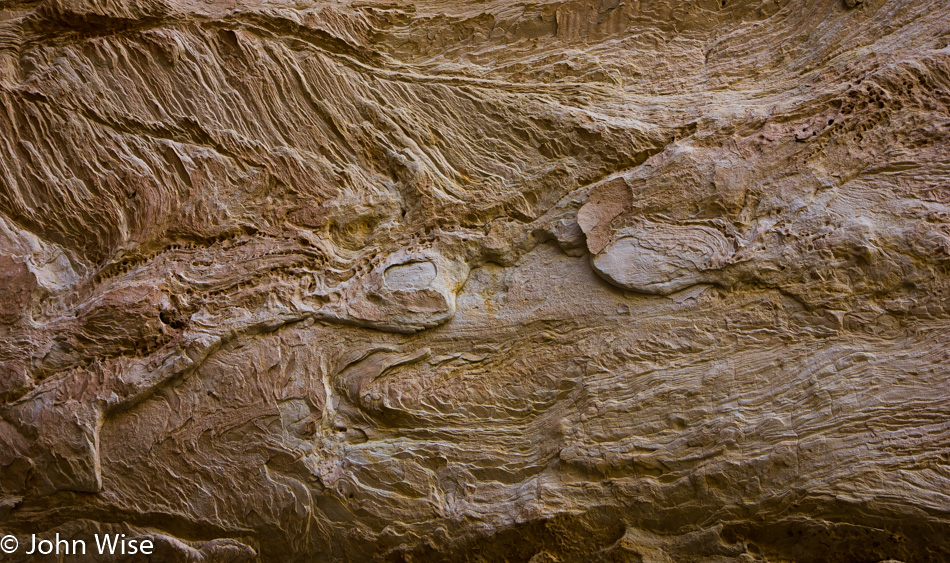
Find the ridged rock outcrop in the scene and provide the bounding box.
[1,0,949,560]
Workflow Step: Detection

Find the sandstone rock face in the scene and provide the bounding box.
[1,0,949,560]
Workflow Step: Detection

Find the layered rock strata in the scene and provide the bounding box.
[1,0,950,560]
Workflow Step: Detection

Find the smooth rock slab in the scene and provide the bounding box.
[590,222,733,295]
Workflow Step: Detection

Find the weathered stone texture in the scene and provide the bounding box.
[1,0,950,560]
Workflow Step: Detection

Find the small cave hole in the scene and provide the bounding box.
[159,311,185,329]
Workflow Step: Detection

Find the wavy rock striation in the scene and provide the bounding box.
[1,0,949,560]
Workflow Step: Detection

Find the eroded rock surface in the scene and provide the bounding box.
[1,0,949,560]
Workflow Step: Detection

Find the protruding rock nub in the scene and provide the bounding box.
[589,222,732,295]
[383,261,438,291]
